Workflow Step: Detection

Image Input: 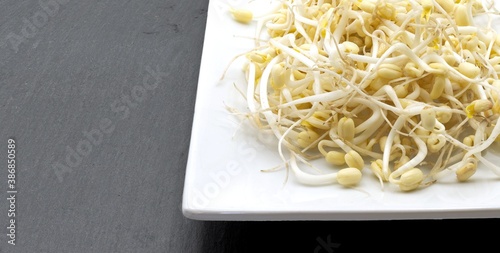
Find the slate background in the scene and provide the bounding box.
[0,0,499,252]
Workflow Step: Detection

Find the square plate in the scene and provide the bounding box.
[182,0,500,220]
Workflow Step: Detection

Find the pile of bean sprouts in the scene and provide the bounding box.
[230,0,500,191]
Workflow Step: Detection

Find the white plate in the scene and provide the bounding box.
[182,0,500,220]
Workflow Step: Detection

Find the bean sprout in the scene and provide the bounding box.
[229,0,500,191]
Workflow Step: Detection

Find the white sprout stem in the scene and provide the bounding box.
[320,68,410,116]
[270,36,316,68]
[259,57,279,111]
[328,129,353,153]
[276,89,348,108]
[372,85,403,109]
[423,53,488,83]
[476,155,500,176]
[471,81,488,100]
[259,57,294,162]
[289,153,337,185]
[276,67,323,157]
[265,14,290,30]
[350,98,383,133]
[287,74,314,86]
[332,5,349,43]
[347,98,386,144]
[390,136,428,179]
[280,88,300,113]
[347,54,406,65]
[292,4,318,26]
[463,117,500,158]
[433,160,463,180]
[382,116,406,178]
[466,120,500,176]
[246,62,257,113]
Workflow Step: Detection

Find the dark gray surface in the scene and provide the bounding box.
[1,1,499,253]
[0,0,206,252]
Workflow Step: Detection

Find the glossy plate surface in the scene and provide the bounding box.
[183,0,500,220]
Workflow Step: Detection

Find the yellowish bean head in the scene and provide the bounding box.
[456,162,477,182]
[325,151,346,166]
[399,168,424,192]
[345,150,364,171]
[230,8,253,24]
[337,168,362,187]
